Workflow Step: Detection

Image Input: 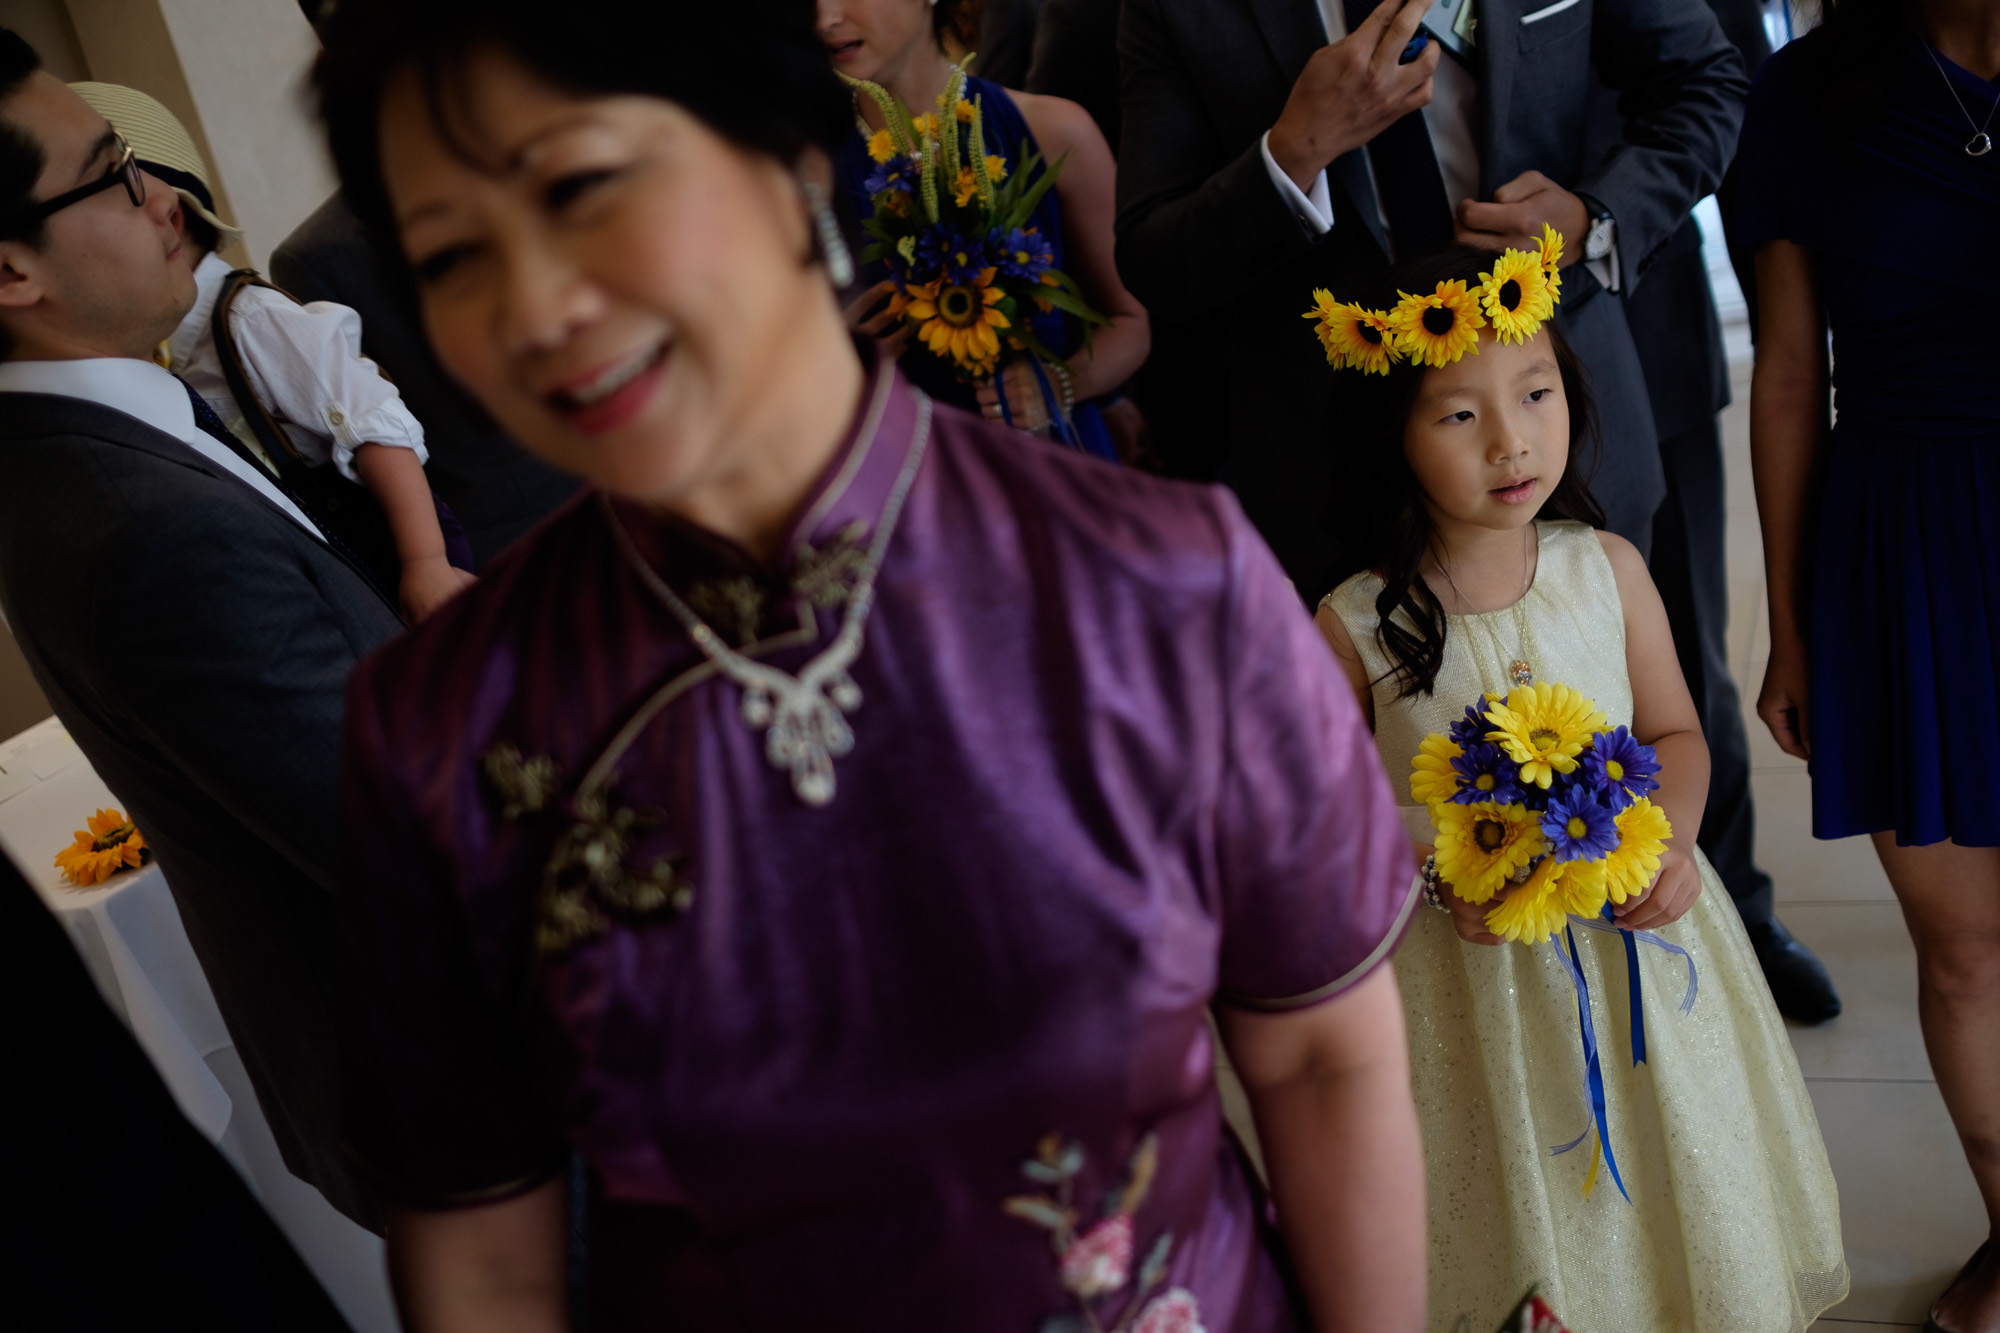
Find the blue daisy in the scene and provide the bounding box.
[915,228,990,285]
[1579,726,1662,810]
[1541,793,1620,863]
[1448,702,1490,749]
[997,227,1054,283]
[1449,743,1526,806]
[863,157,915,199]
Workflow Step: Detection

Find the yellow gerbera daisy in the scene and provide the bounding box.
[1483,683,1608,788]
[953,166,980,207]
[1603,797,1673,904]
[1304,290,1400,375]
[1485,856,1572,943]
[910,112,940,140]
[1537,223,1565,304]
[53,807,150,888]
[985,153,1008,184]
[1478,247,1554,343]
[1387,279,1486,368]
[954,98,977,123]
[905,269,1010,375]
[1559,856,1611,919]
[866,128,899,164]
[1409,732,1463,806]
[1434,800,1542,904]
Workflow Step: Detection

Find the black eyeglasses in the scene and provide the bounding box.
[11,134,146,227]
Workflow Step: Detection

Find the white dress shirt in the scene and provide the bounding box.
[0,356,327,542]
[1259,0,1618,287]
[168,251,427,483]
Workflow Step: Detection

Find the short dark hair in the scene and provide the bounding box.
[315,0,852,275]
[1327,245,1605,700]
[0,28,46,247]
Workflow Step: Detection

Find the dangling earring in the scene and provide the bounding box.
[800,178,856,290]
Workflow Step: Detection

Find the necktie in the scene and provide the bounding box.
[1341,0,1457,258]
[174,375,388,601]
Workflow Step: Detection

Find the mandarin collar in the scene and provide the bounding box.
[607,345,923,584]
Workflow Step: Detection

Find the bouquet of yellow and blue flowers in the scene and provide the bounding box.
[1413,683,1674,943]
[846,61,1103,388]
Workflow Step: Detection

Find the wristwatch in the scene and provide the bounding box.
[1578,194,1616,262]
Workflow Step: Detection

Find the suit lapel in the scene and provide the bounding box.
[1476,0,1518,191]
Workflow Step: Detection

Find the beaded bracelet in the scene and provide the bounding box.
[1420,855,1450,913]
[1049,360,1076,417]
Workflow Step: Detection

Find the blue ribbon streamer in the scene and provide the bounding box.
[1546,913,1702,1200]
[994,360,1084,452]
[1549,924,1631,1202]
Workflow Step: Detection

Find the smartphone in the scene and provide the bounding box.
[1399,0,1477,64]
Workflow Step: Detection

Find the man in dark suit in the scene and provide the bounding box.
[1115,0,1748,601]
[0,37,397,1226]
[1591,3,1840,1020]
[273,193,579,568]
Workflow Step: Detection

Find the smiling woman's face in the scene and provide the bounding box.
[378,47,826,507]
[1401,332,1571,536]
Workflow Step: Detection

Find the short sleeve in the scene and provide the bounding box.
[334,657,566,1207]
[1211,500,1419,1009]
[1733,45,1814,254]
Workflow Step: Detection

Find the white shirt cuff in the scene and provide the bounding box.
[1586,230,1620,294]
[1260,130,1334,236]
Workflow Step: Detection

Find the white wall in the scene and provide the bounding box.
[154,0,333,269]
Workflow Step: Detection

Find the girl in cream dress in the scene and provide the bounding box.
[1309,246,1846,1331]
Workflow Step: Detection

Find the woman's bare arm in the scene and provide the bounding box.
[1218,967,1426,1333]
[386,1180,568,1333]
[1747,240,1829,761]
[1597,530,1708,931]
[1012,91,1151,400]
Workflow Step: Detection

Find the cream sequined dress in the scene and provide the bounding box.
[1322,521,1847,1333]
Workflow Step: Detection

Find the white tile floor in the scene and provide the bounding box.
[1715,349,1990,1330]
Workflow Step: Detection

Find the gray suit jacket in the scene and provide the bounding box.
[0,392,402,1227]
[1116,0,1747,597]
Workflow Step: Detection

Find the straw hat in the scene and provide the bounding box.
[68,82,241,240]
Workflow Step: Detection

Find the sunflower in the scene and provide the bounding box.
[1478,247,1553,343]
[1304,290,1400,375]
[1433,800,1542,904]
[1410,732,1464,806]
[905,268,1010,375]
[865,128,899,164]
[1603,797,1673,904]
[1484,855,1572,943]
[1483,682,1609,788]
[1536,223,1565,305]
[53,807,150,888]
[1387,280,1486,368]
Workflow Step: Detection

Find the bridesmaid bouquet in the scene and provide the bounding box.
[846,61,1103,383]
[1412,683,1674,943]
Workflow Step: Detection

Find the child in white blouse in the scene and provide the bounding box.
[71,82,475,624]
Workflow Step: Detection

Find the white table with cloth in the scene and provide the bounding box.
[0,717,399,1333]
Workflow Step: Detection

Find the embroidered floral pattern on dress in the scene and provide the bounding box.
[682,520,874,648]
[1005,1132,1200,1333]
[481,743,696,956]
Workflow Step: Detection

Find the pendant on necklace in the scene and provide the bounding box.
[1510,658,1534,687]
[1970,132,1994,157]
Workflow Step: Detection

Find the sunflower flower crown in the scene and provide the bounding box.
[1413,681,1672,944]
[1305,225,1566,375]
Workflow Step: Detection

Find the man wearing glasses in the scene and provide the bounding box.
[0,30,396,1230]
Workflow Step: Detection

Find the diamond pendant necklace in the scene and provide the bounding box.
[1923,40,1999,157]
[604,392,932,807]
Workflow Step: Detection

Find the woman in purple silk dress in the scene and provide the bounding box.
[316,2,1423,1329]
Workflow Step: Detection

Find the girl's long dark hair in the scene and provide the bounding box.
[1331,246,1605,701]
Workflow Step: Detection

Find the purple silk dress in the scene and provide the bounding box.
[336,357,1417,1332]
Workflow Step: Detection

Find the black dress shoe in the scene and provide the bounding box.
[1746,919,1842,1024]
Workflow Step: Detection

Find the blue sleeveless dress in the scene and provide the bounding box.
[837,76,1119,463]
[1737,38,2000,847]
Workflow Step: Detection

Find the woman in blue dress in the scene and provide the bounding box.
[820,0,1150,463]
[1739,1,2000,1327]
